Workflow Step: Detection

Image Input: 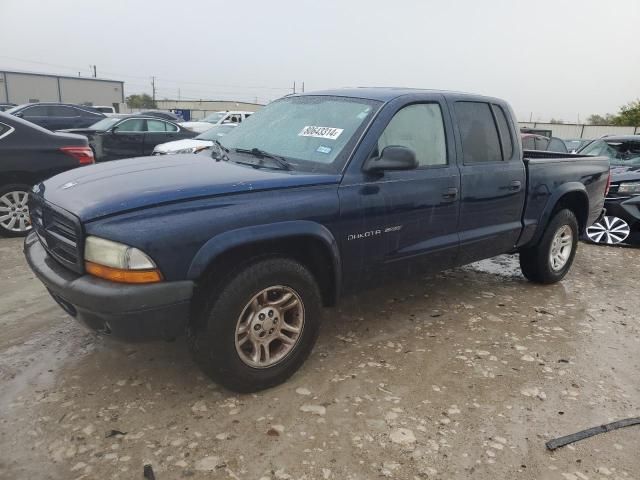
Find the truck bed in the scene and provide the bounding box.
[518,152,610,247]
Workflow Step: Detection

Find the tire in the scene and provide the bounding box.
[519,209,579,284]
[0,184,33,237]
[188,257,322,393]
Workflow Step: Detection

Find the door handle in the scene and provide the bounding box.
[501,180,522,192]
[442,187,458,201]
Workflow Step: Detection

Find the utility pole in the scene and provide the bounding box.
[151,76,156,103]
[293,81,296,94]
[91,65,97,78]
[302,81,305,93]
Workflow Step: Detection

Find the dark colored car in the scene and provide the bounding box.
[62,115,197,161]
[0,103,17,112]
[580,136,640,245]
[6,103,105,130]
[24,88,608,392]
[521,133,569,153]
[0,112,94,236]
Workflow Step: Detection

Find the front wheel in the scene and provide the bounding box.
[188,258,322,392]
[519,209,579,284]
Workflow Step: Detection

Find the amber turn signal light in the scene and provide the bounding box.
[85,261,163,284]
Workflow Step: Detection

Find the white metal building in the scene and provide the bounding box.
[518,122,639,139]
[0,70,124,107]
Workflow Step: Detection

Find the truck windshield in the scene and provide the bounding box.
[219,95,381,172]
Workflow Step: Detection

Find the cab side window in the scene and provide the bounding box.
[377,103,447,167]
[455,101,503,163]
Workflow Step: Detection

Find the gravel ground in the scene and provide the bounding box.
[0,237,639,480]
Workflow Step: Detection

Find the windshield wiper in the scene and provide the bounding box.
[234,147,292,170]
[211,139,230,162]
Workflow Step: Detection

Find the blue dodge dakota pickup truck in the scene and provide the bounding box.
[24,88,609,392]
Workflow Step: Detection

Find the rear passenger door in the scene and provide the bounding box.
[143,119,179,154]
[451,100,526,265]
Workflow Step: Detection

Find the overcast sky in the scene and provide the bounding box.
[1,0,638,121]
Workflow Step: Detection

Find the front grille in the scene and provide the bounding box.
[30,195,84,274]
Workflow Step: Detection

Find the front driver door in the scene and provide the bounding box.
[103,118,146,160]
[339,95,460,285]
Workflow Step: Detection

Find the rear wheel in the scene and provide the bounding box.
[188,257,322,392]
[585,215,630,245]
[520,209,579,284]
[0,184,32,237]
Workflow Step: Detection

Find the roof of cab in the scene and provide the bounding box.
[296,87,502,103]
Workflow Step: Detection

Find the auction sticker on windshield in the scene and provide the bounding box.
[299,126,344,140]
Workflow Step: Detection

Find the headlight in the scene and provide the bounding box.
[617,182,640,194]
[84,236,162,284]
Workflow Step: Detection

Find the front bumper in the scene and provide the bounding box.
[24,233,194,341]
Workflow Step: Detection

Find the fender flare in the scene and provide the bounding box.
[529,182,589,245]
[187,220,342,299]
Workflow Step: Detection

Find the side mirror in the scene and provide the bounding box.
[111,126,119,133]
[363,145,418,173]
[14,112,23,118]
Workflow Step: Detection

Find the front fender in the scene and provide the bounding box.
[187,220,342,295]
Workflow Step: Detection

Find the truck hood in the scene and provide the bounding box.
[36,155,341,222]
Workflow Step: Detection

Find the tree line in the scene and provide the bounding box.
[587,99,640,126]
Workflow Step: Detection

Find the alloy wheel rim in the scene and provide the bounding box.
[0,191,31,232]
[234,285,305,368]
[586,216,630,245]
[549,225,573,271]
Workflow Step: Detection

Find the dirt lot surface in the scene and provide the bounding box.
[1,237,639,480]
